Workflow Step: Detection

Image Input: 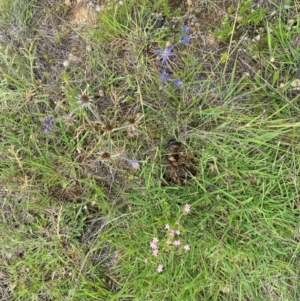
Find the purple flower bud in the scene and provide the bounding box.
[159,71,171,84]
[41,116,53,134]
[183,25,189,34]
[173,78,182,87]
[179,35,193,46]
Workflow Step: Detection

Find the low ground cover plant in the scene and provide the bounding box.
[1,0,300,300]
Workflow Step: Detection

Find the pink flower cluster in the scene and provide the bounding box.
[164,224,190,250]
[157,264,163,273]
[149,238,164,272]
[148,204,191,273]
[184,203,190,214]
[150,237,159,256]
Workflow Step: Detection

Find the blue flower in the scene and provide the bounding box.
[152,46,174,65]
[173,78,182,87]
[182,25,189,34]
[179,35,193,46]
[41,116,53,134]
[159,71,171,84]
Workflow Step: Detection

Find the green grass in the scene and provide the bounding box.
[1,0,300,300]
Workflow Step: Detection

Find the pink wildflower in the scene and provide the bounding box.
[157,264,163,273]
[164,224,170,230]
[169,230,175,236]
[175,230,180,235]
[152,249,158,257]
[152,237,159,244]
[184,203,191,214]
[174,240,181,246]
[183,245,190,251]
[150,241,157,249]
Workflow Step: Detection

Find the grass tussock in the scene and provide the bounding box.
[1,0,300,300]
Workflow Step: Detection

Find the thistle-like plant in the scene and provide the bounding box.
[40,82,143,175]
[152,25,193,86]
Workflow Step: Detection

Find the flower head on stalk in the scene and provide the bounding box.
[183,25,189,34]
[41,116,53,134]
[177,26,193,46]
[173,78,182,87]
[179,35,193,46]
[152,46,174,65]
[159,70,171,84]
[76,87,93,109]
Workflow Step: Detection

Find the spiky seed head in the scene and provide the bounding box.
[65,114,76,126]
[99,151,111,162]
[77,89,93,108]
